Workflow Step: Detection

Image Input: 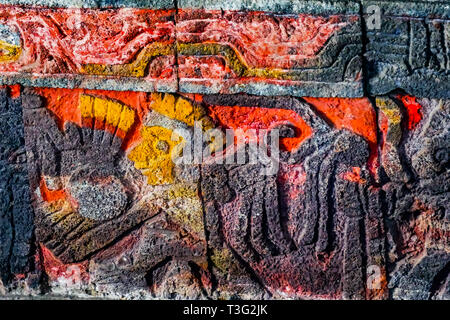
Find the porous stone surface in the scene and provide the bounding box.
[363,1,450,98]
[0,6,177,92]
[0,88,35,288]
[176,5,363,97]
[0,0,448,300]
[1,1,449,98]
[0,0,175,8]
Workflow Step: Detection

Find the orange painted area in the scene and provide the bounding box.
[378,110,389,160]
[107,124,127,141]
[8,84,21,98]
[39,178,66,202]
[207,106,313,151]
[34,87,83,130]
[397,95,423,130]
[0,7,175,75]
[40,244,89,283]
[34,87,153,150]
[1,84,21,98]
[341,167,366,184]
[14,273,26,280]
[177,9,355,70]
[379,112,389,140]
[303,97,378,176]
[180,93,204,103]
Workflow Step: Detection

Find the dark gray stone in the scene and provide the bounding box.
[363,1,450,98]
[0,88,34,284]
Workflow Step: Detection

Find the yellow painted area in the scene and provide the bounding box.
[106,100,122,127]
[80,42,174,77]
[177,42,294,80]
[148,184,206,239]
[150,93,215,130]
[141,157,174,185]
[167,185,198,199]
[93,95,108,122]
[168,197,205,236]
[150,93,176,118]
[244,67,287,79]
[383,109,402,125]
[210,247,239,274]
[175,97,195,125]
[42,199,73,224]
[0,40,21,63]
[128,93,218,185]
[376,97,402,125]
[79,95,95,118]
[128,126,183,185]
[118,107,136,132]
[79,94,135,132]
[80,41,301,80]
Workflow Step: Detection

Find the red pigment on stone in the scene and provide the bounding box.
[378,110,390,163]
[303,97,379,176]
[8,85,21,98]
[341,167,366,184]
[39,178,67,202]
[398,95,423,130]
[33,87,152,151]
[277,164,307,200]
[177,9,354,70]
[0,7,175,73]
[40,244,89,282]
[257,269,342,299]
[207,106,313,151]
[1,85,21,98]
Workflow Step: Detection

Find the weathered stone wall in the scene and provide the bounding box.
[0,0,448,300]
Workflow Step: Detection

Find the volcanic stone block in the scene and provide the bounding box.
[200,94,384,299]
[0,87,34,284]
[0,0,174,8]
[0,0,448,301]
[2,85,449,300]
[177,1,364,97]
[21,87,211,296]
[178,0,359,14]
[199,94,449,300]
[0,5,177,92]
[363,1,450,98]
[381,96,450,300]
